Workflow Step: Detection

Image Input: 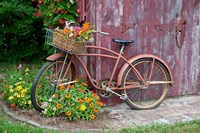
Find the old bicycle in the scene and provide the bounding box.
[31,27,173,112]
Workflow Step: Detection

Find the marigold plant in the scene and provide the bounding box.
[41,79,103,120]
[1,65,38,109]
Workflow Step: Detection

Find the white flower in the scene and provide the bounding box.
[53,107,57,111]
[42,102,48,108]
[43,109,47,114]
[70,0,74,4]
[48,98,52,102]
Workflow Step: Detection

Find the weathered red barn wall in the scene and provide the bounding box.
[79,0,200,97]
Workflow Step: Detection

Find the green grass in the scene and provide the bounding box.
[0,109,200,133]
[0,110,57,133]
[120,120,200,133]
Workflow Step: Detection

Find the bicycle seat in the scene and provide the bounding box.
[113,38,134,46]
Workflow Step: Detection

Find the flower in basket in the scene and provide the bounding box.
[63,21,94,43]
[33,0,79,28]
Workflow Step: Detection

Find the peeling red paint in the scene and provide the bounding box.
[79,0,200,103]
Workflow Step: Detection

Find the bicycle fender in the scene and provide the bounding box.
[46,53,65,61]
[117,54,173,87]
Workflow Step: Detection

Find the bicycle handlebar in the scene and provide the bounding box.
[93,31,109,35]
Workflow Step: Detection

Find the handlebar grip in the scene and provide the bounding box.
[93,31,109,35]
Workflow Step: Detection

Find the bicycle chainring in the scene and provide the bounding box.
[97,80,115,98]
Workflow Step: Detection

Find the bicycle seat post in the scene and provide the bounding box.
[120,45,125,55]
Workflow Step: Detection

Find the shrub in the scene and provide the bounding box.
[1,64,38,109]
[33,0,79,28]
[41,79,103,121]
[0,0,46,62]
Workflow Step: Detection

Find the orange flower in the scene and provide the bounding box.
[90,114,95,120]
[75,79,79,82]
[64,27,70,33]
[83,22,90,30]
[92,93,97,97]
[69,85,74,89]
[54,94,59,98]
[93,108,98,113]
[96,96,100,101]
[77,98,84,103]
[65,94,71,99]
[56,103,62,109]
[66,111,71,116]
[85,97,90,103]
[59,85,65,91]
[96,102,103,106]
[1,91,6,96]
[90,104,94,108]
[82,82,88,87]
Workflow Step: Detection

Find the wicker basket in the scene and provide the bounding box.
[45,28,87,54]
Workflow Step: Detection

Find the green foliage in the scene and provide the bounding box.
[34,0,78,28]
[41,79,103,121]
[0,0,47,62]
[1,64,39,109]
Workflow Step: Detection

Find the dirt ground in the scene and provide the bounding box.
[8,105,117,131]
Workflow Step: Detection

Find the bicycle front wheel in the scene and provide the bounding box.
[121,58,170,110]
[31,60,75,112]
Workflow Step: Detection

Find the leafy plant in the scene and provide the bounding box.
[33,0,79,28]
[0,0,46,62]
[41,79,103,121]
[1,64,38,109]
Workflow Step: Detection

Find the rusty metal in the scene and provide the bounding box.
[174,19,187,48]
[80,0,200,101]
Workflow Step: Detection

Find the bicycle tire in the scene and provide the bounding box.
[31,60,75,112]
[121,57,170,110]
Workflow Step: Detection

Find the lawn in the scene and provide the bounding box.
[0,108,200,133]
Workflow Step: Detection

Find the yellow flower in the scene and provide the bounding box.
[21,89,27,94]
[9,89,14,92]
[80,104,86,111]
[65,94,71,99]
[14,92,18,96]
[90,114,95,120]
[19,78,22,80]
[90,104,94,108]
[25,68,29,73]
[9,85,13,89]
[28,100,32,104]
[8,96,14,100]
[56,103,62,109]
[17,95,20,98]
[21,94,25,98]
[66,111,72,116]
[17,86,22,91]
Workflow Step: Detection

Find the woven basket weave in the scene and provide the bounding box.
[45,28,86,54]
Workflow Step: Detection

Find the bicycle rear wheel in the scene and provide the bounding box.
[121,58,170,110]
[31,60,75,112]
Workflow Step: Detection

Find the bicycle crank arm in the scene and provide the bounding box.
[106,87,128,100]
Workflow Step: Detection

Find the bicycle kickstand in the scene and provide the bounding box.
[106,87,128,100]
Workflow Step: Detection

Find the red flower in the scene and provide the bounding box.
[9,103,16,108]
[59,19,65,24]
[56,0,60,2]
